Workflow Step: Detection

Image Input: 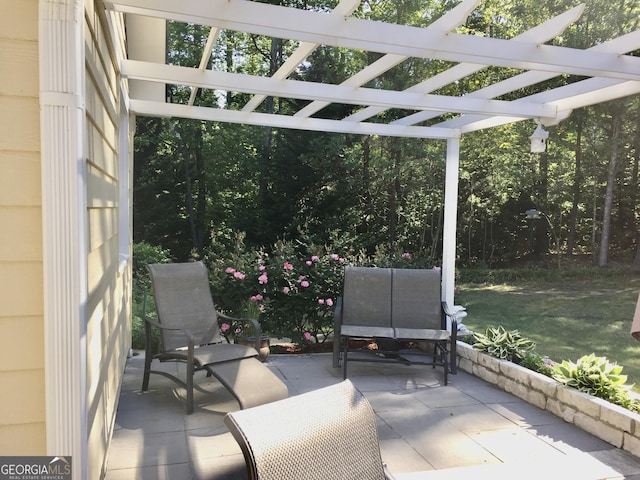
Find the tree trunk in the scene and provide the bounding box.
[257,37,281,243]
[598,112,622,266]
[633,100,640,264]
[537,148,549,254]
[181,122,206,257]
[388,138,402,252]
[194,123,206,255]
[567,115,583,256]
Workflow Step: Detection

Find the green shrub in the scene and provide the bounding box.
[131,242,172,350]
[473,326,536,363]
[205,228,443,344]
[552,354,639,412]
[519,352,554,377]
[207,235,351,345]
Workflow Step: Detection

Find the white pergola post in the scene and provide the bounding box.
[39,1,88,478]
[442,137,460,328]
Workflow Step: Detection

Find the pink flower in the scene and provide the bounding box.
[432,266,441,271]
[326,298,334,307]
[402,252,411,258]
[225,267,236,274]
[339,257,345,263]
[304,332,312,341]
[311,255,319,262]
[300,280,310,288]
[318,299,325,305]
[221,323,230,332]
[306,260,312,266]
[282,286,290,294]
[283,262,294,270]
[331,254,339,260]
[250,294,263,302]
[258,273,268,284]
[233,271,246,279]
[259,265,266,271]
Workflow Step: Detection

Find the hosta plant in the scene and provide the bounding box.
[552,354,639,412]
[473,326,536,363]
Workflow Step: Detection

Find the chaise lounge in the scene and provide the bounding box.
[143,262,288,414]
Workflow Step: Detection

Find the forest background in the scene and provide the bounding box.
[131,0,640,385]
[134,0,640,272]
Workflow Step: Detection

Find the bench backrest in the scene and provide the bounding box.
[342,267,392,328]
[391,268,443,330]
[342,267,443,331]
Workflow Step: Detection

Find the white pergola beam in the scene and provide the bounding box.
[295,0,481,118]
[188,27,220,105]
[431,30,640,132]
[347,4,585,123]
[122,59,556,118]
[242,0,361,112]
[401,30,640,128]
[129,98,461,139]
[438,78,640,133]
[106,0,640,82]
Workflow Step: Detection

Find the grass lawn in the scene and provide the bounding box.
[457,266,640,392]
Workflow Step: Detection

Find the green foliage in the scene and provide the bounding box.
[204,229,441,344]
[519,352,554,377]
[553,354,639,412]
[131,242,172,350]
[207,235,351,345]
[473,326,536,363]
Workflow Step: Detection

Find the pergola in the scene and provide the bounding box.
[105,0,640,309]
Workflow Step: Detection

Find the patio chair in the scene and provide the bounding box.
[142,262,288,414]
[333,267,457,384]
[224,379,396,480]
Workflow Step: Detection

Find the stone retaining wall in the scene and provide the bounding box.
[456,341,640,457]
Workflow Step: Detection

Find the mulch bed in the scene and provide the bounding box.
[270,339,420,354]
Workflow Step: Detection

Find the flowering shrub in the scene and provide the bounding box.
[206,229,441,346]
[208,236,348,345]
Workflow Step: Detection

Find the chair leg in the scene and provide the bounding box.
[186,360,194,415]
[442,344,449,386]
[142,321,153,391]
[142,351,152,391]
[332,334,342,368]
[450,338,457,375]
[342,342,348,380]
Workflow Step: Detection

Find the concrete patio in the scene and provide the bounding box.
[105,351,640,479]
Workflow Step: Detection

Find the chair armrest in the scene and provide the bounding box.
[144,315,195,339]
[144,315,196,355]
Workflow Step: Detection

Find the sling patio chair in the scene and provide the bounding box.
[143,262,288,414]
[224,379,396,480]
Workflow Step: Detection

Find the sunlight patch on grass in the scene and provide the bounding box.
[458,275,640,392]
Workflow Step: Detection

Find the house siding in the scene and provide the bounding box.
[0,0,46,455]
[0,1,132,475]
[84,2,131,479]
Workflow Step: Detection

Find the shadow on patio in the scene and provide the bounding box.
[105,351,640,479]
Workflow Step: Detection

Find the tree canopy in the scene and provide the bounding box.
[133,0,640,267]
